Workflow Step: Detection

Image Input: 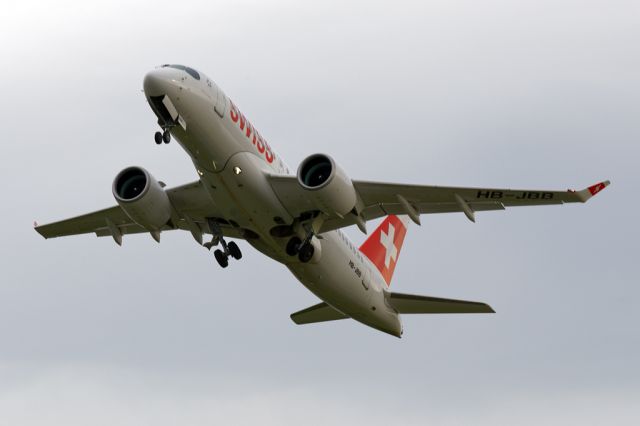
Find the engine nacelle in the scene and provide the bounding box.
[296,154,357,217]
[112,166,171,231]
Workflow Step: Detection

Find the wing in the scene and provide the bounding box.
[35,181,243,243]
[268,175,610,232]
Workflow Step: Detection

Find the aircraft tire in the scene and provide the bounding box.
[286,236,301,256]
[228,241,242,260]
[154,131,163,144]
[163,131,171,144]
[298,243,314,263]
[214,249,228,268]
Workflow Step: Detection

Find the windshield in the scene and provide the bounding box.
[160,64,200,80]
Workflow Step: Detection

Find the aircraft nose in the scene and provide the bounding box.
[143,68,173,97]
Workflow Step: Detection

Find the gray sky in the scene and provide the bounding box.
[1,0,638,424]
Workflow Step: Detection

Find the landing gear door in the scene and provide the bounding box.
[149,95,186,130]
[214,86,226,118]
[162,95,179,123]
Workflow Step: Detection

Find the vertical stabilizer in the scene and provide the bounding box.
[359,215,410,286]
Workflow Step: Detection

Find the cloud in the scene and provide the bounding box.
[1,363,638,426]
[0,0,638,424]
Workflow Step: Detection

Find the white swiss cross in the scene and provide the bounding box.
[379,223,398,269]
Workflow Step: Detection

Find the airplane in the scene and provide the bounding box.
[34,64,610,337]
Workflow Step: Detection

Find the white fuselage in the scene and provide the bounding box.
[143,66,402,337]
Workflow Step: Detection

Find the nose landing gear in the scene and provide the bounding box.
[154,129,172,144]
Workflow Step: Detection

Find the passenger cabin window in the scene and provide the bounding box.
[161,64,201,80]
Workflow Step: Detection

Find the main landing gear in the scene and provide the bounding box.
[204,220,242,268]
[154,129,171,144]
[286,229,316,263]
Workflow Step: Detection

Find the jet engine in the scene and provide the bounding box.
[296,154,357,217]
[112,166,171,231]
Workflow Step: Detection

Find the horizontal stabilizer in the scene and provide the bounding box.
[290,302,348,325]
[388,292,495,314]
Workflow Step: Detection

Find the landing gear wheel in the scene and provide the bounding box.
[227,241,242,260]
[162,130,171,144]
[298,243,315,263]
[286,236,302,256]
[154,131,163,144]
[214,249,228,268]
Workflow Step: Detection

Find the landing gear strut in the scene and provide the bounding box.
[205,219,242,268]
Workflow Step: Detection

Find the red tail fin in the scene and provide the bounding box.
[359,215,410,286]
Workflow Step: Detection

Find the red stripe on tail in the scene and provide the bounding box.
[359,215,409,286]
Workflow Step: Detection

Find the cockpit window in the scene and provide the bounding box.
[160,64,200,80]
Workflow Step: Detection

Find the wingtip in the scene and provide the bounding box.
[575,180,610,202]
[480,302,496,314]
[588,180,610,196]
[33,223,47,239]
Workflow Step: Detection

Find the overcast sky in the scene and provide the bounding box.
[1,0,638,424]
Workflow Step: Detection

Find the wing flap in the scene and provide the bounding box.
[290,302,349,325]
[388,292,495,314]
[318,202,506,233]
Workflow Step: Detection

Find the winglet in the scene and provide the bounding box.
[574,180,610,202]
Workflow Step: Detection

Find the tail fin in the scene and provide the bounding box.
[359,215,411,286]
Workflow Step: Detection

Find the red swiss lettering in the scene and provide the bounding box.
[256,134,265,153]
[230,102,239,122]
[228,99,275,164]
